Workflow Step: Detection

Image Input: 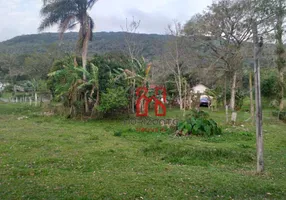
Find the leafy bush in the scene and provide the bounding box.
[272,110,286,122]
[114,131,122,137]
[269,99,279,109]
[188,110,210,119]
[234,89,245,110]
[97,87,128,113]
[177,110,222,137]
[23,79,47,93]
[261,71,279,98]
[239,131,253,137]
[4,85,13,92]
[222,88,245,110]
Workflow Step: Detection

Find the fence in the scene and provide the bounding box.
[0,93,51,106]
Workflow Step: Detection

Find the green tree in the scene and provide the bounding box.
[273,0,286,111]
[25,79,47,106]
[255,0,286,111]
[261,69,279,98]
[0,54,27,86]
[184,0,253,114]
[24,44,64,79]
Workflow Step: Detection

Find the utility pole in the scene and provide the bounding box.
[252,20,264,173]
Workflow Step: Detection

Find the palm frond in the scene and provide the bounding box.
[58,15,77,39]
[87,0,99,9]
[39,0,78,32]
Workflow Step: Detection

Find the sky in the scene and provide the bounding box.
[0,0,213,42]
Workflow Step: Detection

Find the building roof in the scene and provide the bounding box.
[192,84,209,94]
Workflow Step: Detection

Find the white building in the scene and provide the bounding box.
[0,82,9,92]
[192,84,209,94]
[192,84,213,99]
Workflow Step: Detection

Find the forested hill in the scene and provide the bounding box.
[0,32,171,58]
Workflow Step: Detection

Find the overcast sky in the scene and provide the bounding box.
[0,0,212,42]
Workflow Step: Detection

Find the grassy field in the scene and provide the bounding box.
[0,103,285,199]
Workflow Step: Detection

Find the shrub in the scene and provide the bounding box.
[188,110,209,119]
[4,85,13,92]
[269,99,279,109]
[272,110,286,122]
[177,110,222,137]
[261,71,279,98]
[222,88,245,110]
[235,89,245,110]
[97,87,128,114]
[114,131,122,137]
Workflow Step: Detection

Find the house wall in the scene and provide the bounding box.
[192,84,214,100]
[192,84,208,94]
[0,82,10,92]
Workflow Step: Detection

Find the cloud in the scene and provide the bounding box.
[0,0,42,41]
[92,9,171,34]
[0,0,212,41]
[92,0,212,34]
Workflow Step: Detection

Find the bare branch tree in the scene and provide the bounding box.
[121,17,145,113]
[184,0,254,122]
[121,17,143,60]
[161,20,199,110]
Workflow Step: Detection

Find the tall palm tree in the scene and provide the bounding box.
[39,0,98,112]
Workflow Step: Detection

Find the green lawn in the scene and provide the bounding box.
[0,103,285,199]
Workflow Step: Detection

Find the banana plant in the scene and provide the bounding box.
[48,64,85,117]
[78,63,100,115]
[114,57,152,87]
[113,57,152,113]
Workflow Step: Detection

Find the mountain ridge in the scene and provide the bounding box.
[0,32,171,58]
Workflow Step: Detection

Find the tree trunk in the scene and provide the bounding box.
[82,48,89,113]
[82,41,88,81]
[279,71,284,111]
[183,79,187,117]
[175,32,183,110]
[276,0,285,112]
[178,75,183,110]
[224,74,227,107]
[131,80,136,113]
[81,16,91,114]
[35,92,38,106]
[253,20,264,173]
[225,73,229,123]
[225,105,229,123]
[249,71,255,123]
[230,71,237,111]
[84,91,89,113]
[96,88,100,105]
